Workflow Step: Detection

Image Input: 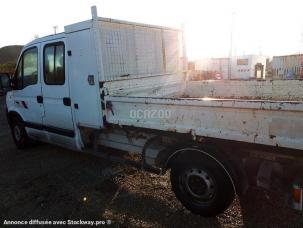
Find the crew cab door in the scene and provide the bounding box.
[12,45,45,139]
[41,41,74,140]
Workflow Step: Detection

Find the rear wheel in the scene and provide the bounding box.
[11,118,31,149]
[170,150,235,217]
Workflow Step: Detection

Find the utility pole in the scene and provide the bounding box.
[181,23,188,76]
[228,12,236,80]
[299,26,303,78]
[53,25,58,35]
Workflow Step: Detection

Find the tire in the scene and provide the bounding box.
[170,151,235,217]
[11,118,31,149]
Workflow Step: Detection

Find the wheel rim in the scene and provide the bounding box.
[182,168,216,202]
[13,125,22,142]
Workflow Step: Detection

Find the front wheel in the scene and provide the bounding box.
[11,118,31,149]
[170,152,235,217]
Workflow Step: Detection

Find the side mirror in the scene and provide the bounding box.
[0,73,12,95]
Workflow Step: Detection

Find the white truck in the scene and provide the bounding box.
[5,6,303,216]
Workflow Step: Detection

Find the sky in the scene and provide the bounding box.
[1,0,303,60]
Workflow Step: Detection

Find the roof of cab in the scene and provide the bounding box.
[24,33,66,49]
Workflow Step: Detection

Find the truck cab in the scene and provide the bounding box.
[6,34,80,150]
[6,6,180,152]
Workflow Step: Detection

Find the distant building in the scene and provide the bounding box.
[231,55,267,80]
[271,54,303,79]
[193,55,267,80]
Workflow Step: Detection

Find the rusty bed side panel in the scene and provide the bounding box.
[104,96,303,151]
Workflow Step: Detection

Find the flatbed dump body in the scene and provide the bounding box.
[102,73,303,152]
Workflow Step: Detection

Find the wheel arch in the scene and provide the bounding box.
[7,110,24,127]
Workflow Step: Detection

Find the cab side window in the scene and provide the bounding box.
[15,47,38,90]
[44,42,65,85]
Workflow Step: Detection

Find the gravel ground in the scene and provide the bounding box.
[0,96,302,227]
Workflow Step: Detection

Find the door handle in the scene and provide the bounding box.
[37,96,43,104]
[63,97,71,106]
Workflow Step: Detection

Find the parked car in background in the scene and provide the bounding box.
[0,73,10,96]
